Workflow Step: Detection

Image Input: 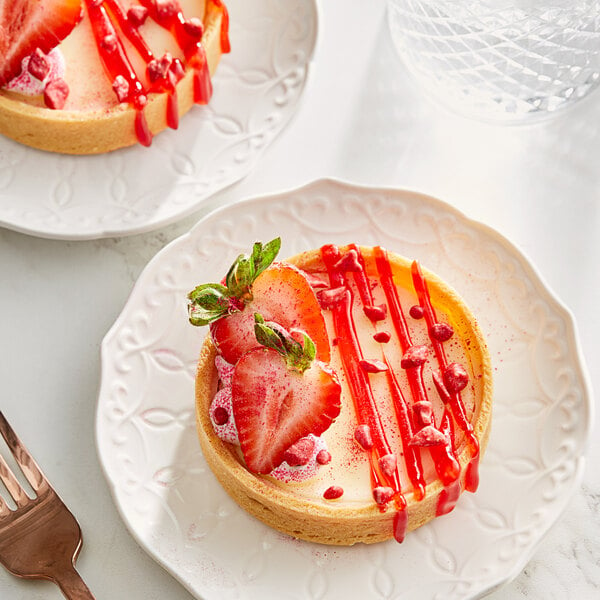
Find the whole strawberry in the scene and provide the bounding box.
[188,238,330,363]
[231,315,341,474]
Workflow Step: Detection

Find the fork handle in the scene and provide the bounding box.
[53,565,95,600]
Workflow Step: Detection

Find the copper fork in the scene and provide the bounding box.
[0,412,95,599]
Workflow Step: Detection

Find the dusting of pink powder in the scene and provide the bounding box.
[6,48,65,96]
[210,355,238,444]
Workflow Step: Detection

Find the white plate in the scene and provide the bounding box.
[0,0,317,240]
[96,179,592,600]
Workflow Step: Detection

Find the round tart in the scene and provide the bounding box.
[191,241,493,545]
[0,0,229,154]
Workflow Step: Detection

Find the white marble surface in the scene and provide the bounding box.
[0,0,598,598]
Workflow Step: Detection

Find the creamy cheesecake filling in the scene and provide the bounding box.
[3,0,209,111]
[209,248,485,511]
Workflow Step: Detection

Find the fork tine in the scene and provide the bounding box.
[0,452,30,508]
[0,488,11,517]
[0,413,47,498]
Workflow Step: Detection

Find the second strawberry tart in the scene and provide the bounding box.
[188,239,493,545]
[0,0,229,154]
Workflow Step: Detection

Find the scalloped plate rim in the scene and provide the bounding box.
[96,178,594,600]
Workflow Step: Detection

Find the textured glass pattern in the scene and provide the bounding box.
[388,0,600,121]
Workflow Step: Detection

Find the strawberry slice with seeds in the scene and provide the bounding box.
[188,238,330,364]
[231,316,341,474]
[0,0,83,86]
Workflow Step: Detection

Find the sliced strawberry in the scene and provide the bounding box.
[231,345,341,474]
[0,0,83,86]
[210,263,330,364]
[188,238,330,364]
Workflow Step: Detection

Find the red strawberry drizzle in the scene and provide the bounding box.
[321,244,406,512]
[210,0,230,53]
[349,248,426,500]
[373,246,461,488]
[231,347,341,474]
[383,358,426,501]
[82,0,230,145]
[0,0,83,86]
[318,244,483,541]
[211,263,331,365]
[410,261,480,466]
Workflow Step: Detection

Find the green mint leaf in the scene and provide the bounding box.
[187,283,231,326]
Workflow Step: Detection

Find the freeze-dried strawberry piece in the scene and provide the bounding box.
[430,322,454,342]
[412,401,433,427]
[378,453,397,478]
[318,286,347,309]
[409,305,424,319]
[127,5,149,26]
[283,437,316,467]
[27,48,50,80]
[359,359,388,373]
[112,75,130,102]
[323,486,344,500]
[373,486,395,505]
[334,249,362,273]
[354,424,373,450]
[409,425,447,447]
[316,449,332,465]
[443,362,469,394]
[44,78,69,109]
[401,345,429,369]
[373,330,391,343]
[183,17,204,39]
[363,304,387,321]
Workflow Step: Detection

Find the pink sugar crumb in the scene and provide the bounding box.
[269,434,329,483]
[210,356,238,444]
[6,48,65,96]
[215,355,234,386]
[210,386,238,444]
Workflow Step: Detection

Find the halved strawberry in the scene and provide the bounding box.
[231,317,341,474]
[0,0,83,86]
[188,238,330,364]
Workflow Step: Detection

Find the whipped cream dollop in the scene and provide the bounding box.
[210,355,330,483]
[6,48,66,96]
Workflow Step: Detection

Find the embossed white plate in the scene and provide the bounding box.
[0,0,317,240]
[96,179,592,600]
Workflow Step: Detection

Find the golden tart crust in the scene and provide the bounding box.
[195,246,493,545]
[0,4,224,155]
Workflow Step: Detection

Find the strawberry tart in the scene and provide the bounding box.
[189,239,493,545]
[0,0,229,154]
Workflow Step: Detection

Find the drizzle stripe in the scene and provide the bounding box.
[321,245,405,506]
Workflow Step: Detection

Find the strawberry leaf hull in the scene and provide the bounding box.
[210,263,331,364]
